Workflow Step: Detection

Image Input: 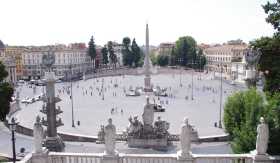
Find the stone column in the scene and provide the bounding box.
[177,117,193,163]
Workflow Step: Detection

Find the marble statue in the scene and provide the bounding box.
[104,118,118,156]
[128,116,142,135]
[178,117,192,158]
[33,116,44,153]
[256,117,269,155]
[142,96,154,126]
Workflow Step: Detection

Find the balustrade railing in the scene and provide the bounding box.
[18,152,280,163]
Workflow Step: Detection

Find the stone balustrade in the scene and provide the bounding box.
[18,152,280,163]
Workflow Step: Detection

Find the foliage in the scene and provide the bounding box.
[122,37,132,67]
[157,54,169,66]
[262,0,280,32]
[107,41,117,69]
[0,61,14,121]
[101,46,109,65]
[224,89,280,154]
[87,36,97,63]
[263,93,280,154]
[121,37,143,67]
[250,33,280,94]
[174,36,197,66]
[149,51,157,65]
[131,38,142,67]
[224,89,264,153]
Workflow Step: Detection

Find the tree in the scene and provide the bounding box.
[131,38,142,67]
[264,93,280,154]
[101,46,109,66]
[262,1,280,32]
[121,37,133,67]
[87,36,97,70]
[250,36,280,94]
[249,1,280,94]
[0,61,14,121]
[224,89,265,153]
[174,36,197,67]
[157,54,169,67]
[107,41,117,69]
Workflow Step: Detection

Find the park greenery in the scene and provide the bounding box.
[224,0,280,154]
[0,61,14,121]
[107,41,118,69]
[121,37,143,67]
[87,36,97,69]
[101,46,109,66]
[155,36,206,69]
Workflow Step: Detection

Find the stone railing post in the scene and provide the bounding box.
[32,116,49,163]
[177,117,193,163]
[102,118,119,163]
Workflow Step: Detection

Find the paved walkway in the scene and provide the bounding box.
[15,70,245,138]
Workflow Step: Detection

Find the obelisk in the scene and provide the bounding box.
[144,24,153,92]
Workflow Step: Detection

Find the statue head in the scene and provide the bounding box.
[133,116,138,120]
[108,118,113,125]
[260,117,265,124]
[183,117,188,125]
[36,115,41,124]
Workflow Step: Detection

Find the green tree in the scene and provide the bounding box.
[157,54,169,67]
[264,93,280,154]
[263,0,280,32]
[223,89,280,154]
[0,61,14,121]
[149,51,157,65]
[174,36,197,66]
[87,36,97,70]
[131,38,142,67]
[121,37,133,67]
[250,36,280,94]
[169,47,176,66]
[101,46,109,66]
[107,41,117,69]
[250,1,280,94]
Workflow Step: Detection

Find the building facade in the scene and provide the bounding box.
[0,40,17,85]
[203,41,248,79]
[158,43,175,56]
[4,46,27,80]
[22,44,91,80]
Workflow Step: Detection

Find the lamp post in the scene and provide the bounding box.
[70,64,75,128]
[8,117,18,163]
[218,64,223,128]
[177,58,183,87]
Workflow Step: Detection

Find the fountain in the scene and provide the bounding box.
[126,96,171,150]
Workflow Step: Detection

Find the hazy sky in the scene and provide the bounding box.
[0,0,276,46]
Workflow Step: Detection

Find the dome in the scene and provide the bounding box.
[0,40,5,49]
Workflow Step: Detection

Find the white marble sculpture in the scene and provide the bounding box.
[104,118,118,156]
[256,117,269,155]
[142,96,154,126]
[178,117,192,159]
[33,116,44,153]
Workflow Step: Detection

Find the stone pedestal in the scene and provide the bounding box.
[144,76,152,92]
[102,154,119,163]
[177,150,193,163]
[31,148,49,163]
[252,154,271,163]
[44,136,65,152]
[127,137,169,150]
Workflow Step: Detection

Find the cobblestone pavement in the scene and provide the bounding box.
[15,70,245,137]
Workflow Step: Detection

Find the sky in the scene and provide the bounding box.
[0,0,276,46]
